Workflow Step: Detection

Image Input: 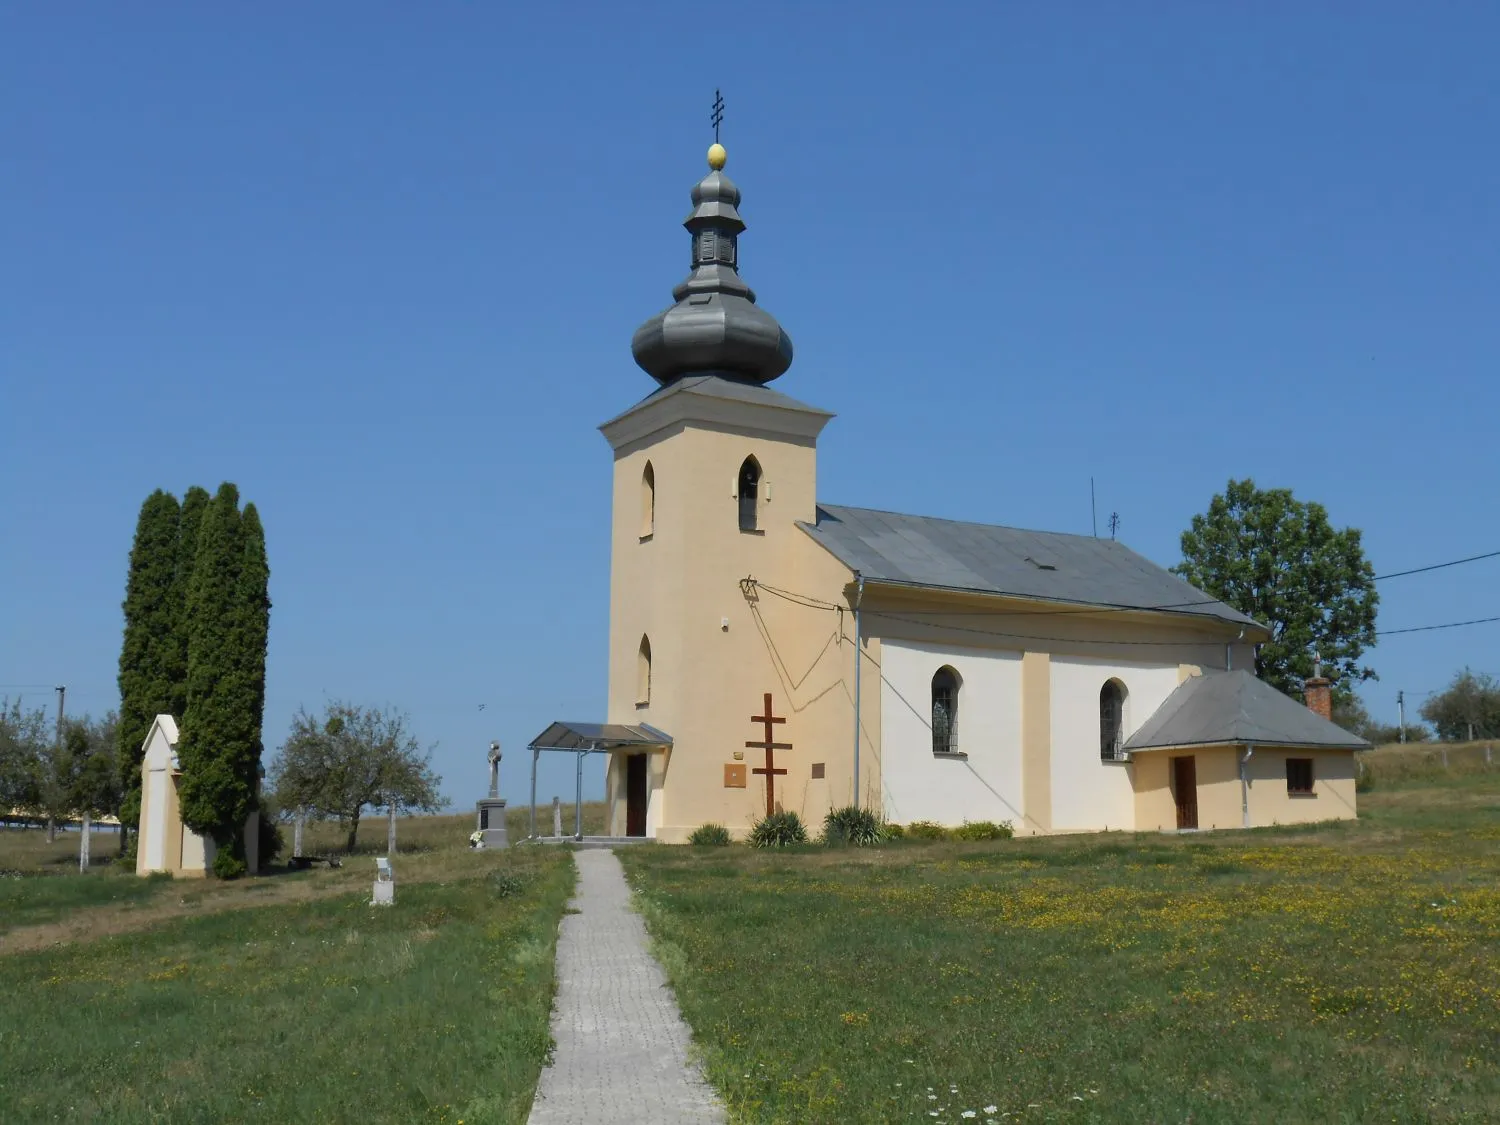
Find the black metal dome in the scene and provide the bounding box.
[631,150,794,386]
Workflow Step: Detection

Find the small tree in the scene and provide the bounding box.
[61,715,123,872]
[1420,670,1500,742]
[270,703,445,852]
[0,699,48,819]
[1174,479,1378,701]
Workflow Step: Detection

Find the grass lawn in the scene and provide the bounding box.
[621,776,1500,1123]
[0,832,575,1124]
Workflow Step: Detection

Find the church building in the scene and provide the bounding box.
[591,141,1367,843]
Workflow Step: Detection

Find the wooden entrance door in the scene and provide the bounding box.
[1172,755,1198,830]
[625,754,648,837]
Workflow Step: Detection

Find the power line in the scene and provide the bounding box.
[1375,549,1500,581]
[1376,615,1500,637]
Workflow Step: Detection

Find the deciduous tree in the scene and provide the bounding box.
[1419,669,1500,741]
[1174,479,1378,701]
[0,699,48,819]
[270,703,445,852]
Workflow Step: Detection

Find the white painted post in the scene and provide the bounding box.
[1442,747,1449,769]
[293,811,305,858]
[387,801,397,856]
[1487,744,1493,766]
[78,812,91,873]
[553,796,562,838]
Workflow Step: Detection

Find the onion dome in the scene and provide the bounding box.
[631,145,794,386]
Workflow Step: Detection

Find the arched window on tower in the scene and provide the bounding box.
[737,456,761,532]
[932,666,961,756]
[1100,678,1127,760]
[637,636,652,706]
[640,461,655,538]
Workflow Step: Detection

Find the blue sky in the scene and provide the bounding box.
[3,4,1496,807]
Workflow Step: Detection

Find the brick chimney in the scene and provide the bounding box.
[1303,659,1332,721]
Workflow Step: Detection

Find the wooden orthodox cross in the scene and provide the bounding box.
[747,692,790,818]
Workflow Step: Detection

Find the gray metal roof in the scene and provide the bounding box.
[527,722,673,753]
[632,153,793,386]
[800,504,1265,631]
[600,373,831,431]
[1125,670,1370,751]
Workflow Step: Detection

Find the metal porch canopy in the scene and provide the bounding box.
[525,721,672,840]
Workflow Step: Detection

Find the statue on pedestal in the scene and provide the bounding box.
[475,740,509,849]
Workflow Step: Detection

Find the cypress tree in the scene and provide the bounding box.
[169,486,211,720]
[237,503,271,803]
[117,489,181,833]
[178,483,255,845]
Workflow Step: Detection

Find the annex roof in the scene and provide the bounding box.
[1125,670,1371,752]
[526,721,673,753]
[799,504,1265,632]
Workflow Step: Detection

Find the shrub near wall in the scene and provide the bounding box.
[688,823,732,847]
[747,811,807,848]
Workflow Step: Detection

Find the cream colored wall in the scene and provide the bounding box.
[1245,748,1358,825]
[1133,751,1174,831]
[878,638,1024,828]
[605,412,866,842]
[1133,745,1358,831]
[1020,652,1051,834]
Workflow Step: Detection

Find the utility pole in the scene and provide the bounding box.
[1397,690,1406,744]
[49,686,65,843]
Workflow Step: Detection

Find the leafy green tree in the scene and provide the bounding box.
[270,702,445,852]
[237,503,271,773]
[1174,479,1378,700]
[117,489,182,839]
[170,486,212,719]
[1419,669,1500,741]
[178,483,258,852]
[0,699,49,817]
[58,714,124,870]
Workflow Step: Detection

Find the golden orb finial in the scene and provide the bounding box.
[707,142,727,170]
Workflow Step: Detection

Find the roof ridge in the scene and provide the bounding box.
[817,502,1136,546]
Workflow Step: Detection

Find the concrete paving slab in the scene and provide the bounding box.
[526,849,726,1124]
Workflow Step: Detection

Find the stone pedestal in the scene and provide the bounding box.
[475,798,509,849]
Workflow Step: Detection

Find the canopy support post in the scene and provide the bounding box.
[530,745,539,840]
[574,750,585,841]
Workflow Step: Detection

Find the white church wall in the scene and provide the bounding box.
[879,638,1025,828]
[1049,656,1182,831]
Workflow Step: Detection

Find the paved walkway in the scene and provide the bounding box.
[527,849,726,1124]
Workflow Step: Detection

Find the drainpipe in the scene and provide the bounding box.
[1227,626,1245,672]
[1240,745,1254,829]
[852,572,865,810]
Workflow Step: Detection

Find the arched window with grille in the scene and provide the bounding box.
[1100,678,1127,760]
[640,461,655,538]
[932,666,961,755]
[637,635,652,706]
[737,456,761,532]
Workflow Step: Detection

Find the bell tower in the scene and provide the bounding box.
[600,135,835,841]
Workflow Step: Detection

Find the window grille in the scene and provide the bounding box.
[1100,679,1127,761]
[932,667,960,755]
